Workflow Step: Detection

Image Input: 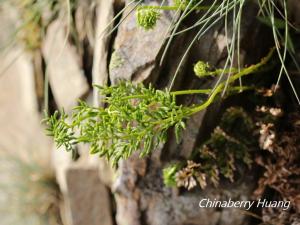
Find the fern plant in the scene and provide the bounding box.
[44,48,274,166]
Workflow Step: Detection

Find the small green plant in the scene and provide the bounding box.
[45,82,190,166]
[163,163,181,187]
[193,61,210,77]
[193,61,240,77]
[44,48,274,166]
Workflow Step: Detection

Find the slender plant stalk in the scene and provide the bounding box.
[190,47,275,115]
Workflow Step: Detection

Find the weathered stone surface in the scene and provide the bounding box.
[0,47,40,116]
[74,0,95,46]
[0,47,55,223]
[114,155,255,225]
[0,48,49,152]
[19,52,39,115]
[113,155,148,225]
[109,0,175,84]
[112,3,270,225]
[66,166,113,225]
[43,19,92,217]
[42,20,89,111]
[51,145,73,195]
[92,0,114,106]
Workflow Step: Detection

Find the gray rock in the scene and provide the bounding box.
[42,20,89,111]
[74,0,96,47]
[66,166,113,225]
[109,0,175,84]
[92,0,114,106]
[0,47,49,152]
[51,145,73,195]
[19,51,39,115]
[114,155,255,225]
[0,47,55,224]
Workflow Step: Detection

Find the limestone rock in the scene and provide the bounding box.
[0,47,48,152]
[19,52,39,115]
[74,0,96,46]
[66,166,113,225]
[51,145,73,195]
[42,20,89,111]
[114,155,255,225]
[92,0,114,106]
[0,47,54,223]
[109,0,175,84]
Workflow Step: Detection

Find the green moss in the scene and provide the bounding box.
[109,51,124,70]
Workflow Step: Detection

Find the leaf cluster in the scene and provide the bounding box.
[45,49,274,167]
[44,82,189,166]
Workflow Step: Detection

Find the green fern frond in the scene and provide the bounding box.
[44,49,274,166]
[45,82,190,166]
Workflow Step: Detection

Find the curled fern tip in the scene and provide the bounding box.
[194,61,210,77]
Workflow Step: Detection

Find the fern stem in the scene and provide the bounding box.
[190,47,275,115]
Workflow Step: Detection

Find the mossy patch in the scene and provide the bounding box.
[109,51,124,70]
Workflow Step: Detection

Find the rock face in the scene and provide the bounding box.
[43,20,91,225]
[92,0,114,106]
[0,47,55,225]
[2,0,296,225]
[109,0,175,84]
[66,167,113,225]
[114,155,256,225]
[0,47,50,153]
[42,20,89,111]
[111,2,270,225]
